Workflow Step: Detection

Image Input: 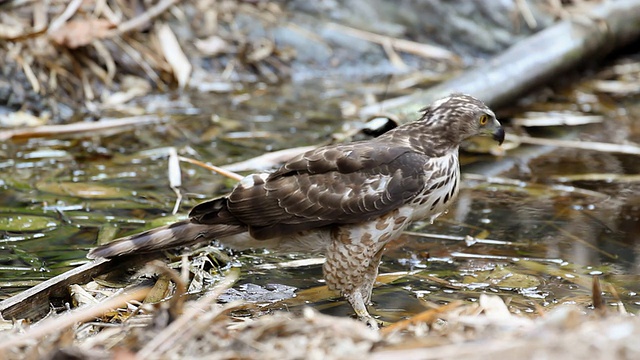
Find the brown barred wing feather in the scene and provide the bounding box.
[224,142,428,240]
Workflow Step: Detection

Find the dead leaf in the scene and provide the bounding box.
[0,111,48,128]
[245,38,275,63]
[49,19,115,49]
[158,24,192,89]
[102,76,152,105]
[36,181,134,199]
[0,23,24,39]
[195,36,229,56]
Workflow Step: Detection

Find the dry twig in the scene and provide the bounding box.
[178,156,244,181]
[0,287,150,351]
[0,115,168,141]
[381,301,464,335]
[327,23,459,62]
[136,268,239,358]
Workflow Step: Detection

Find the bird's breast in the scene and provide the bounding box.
[408,152,460,223]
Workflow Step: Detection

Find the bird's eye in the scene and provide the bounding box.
[479,114,489,126]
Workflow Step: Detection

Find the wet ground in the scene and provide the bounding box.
[1,72,639,324]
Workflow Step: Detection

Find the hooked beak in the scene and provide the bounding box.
[493,127,505,145]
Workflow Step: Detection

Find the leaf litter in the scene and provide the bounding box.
[1,253,638,359]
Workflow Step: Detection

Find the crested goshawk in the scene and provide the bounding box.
[88,94,505,328]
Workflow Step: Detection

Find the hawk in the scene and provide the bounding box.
[88,94,504,328]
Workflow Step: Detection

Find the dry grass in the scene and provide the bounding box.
[0,255,638,360]
[0,0,292,120]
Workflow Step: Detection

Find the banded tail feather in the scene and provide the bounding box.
[86,220,245,259]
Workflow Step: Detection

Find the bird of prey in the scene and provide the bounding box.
[88,93,505,329]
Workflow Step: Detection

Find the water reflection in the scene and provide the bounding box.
[0,79,639,323]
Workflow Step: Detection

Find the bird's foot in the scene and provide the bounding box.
[360,314,380,330]
[348,291,380,330]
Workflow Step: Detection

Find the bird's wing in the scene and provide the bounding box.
[219,141,431,239]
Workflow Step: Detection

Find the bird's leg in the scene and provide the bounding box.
[344,247,385,329]
[358,247,385,303]
[324,225,389,329]
[345,291,379,330]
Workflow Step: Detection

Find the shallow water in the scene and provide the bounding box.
[1,75,639,322]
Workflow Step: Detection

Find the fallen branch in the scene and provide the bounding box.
[506,133,640,155]
[511,113,604,127]
[0,255,158,321]
[551,173,640,183]
[360,0,640,117]
[401,231,516,246]
[327,23,459,62]
[0,115,168,141]
[0,287,150,351]
[222,145,316,172]
[463,173,611,199]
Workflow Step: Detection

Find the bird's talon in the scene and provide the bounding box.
[363,316,380,330]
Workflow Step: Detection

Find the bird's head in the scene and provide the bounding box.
[420,94,505,146]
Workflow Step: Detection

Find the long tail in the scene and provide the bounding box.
[87,220,245,259]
